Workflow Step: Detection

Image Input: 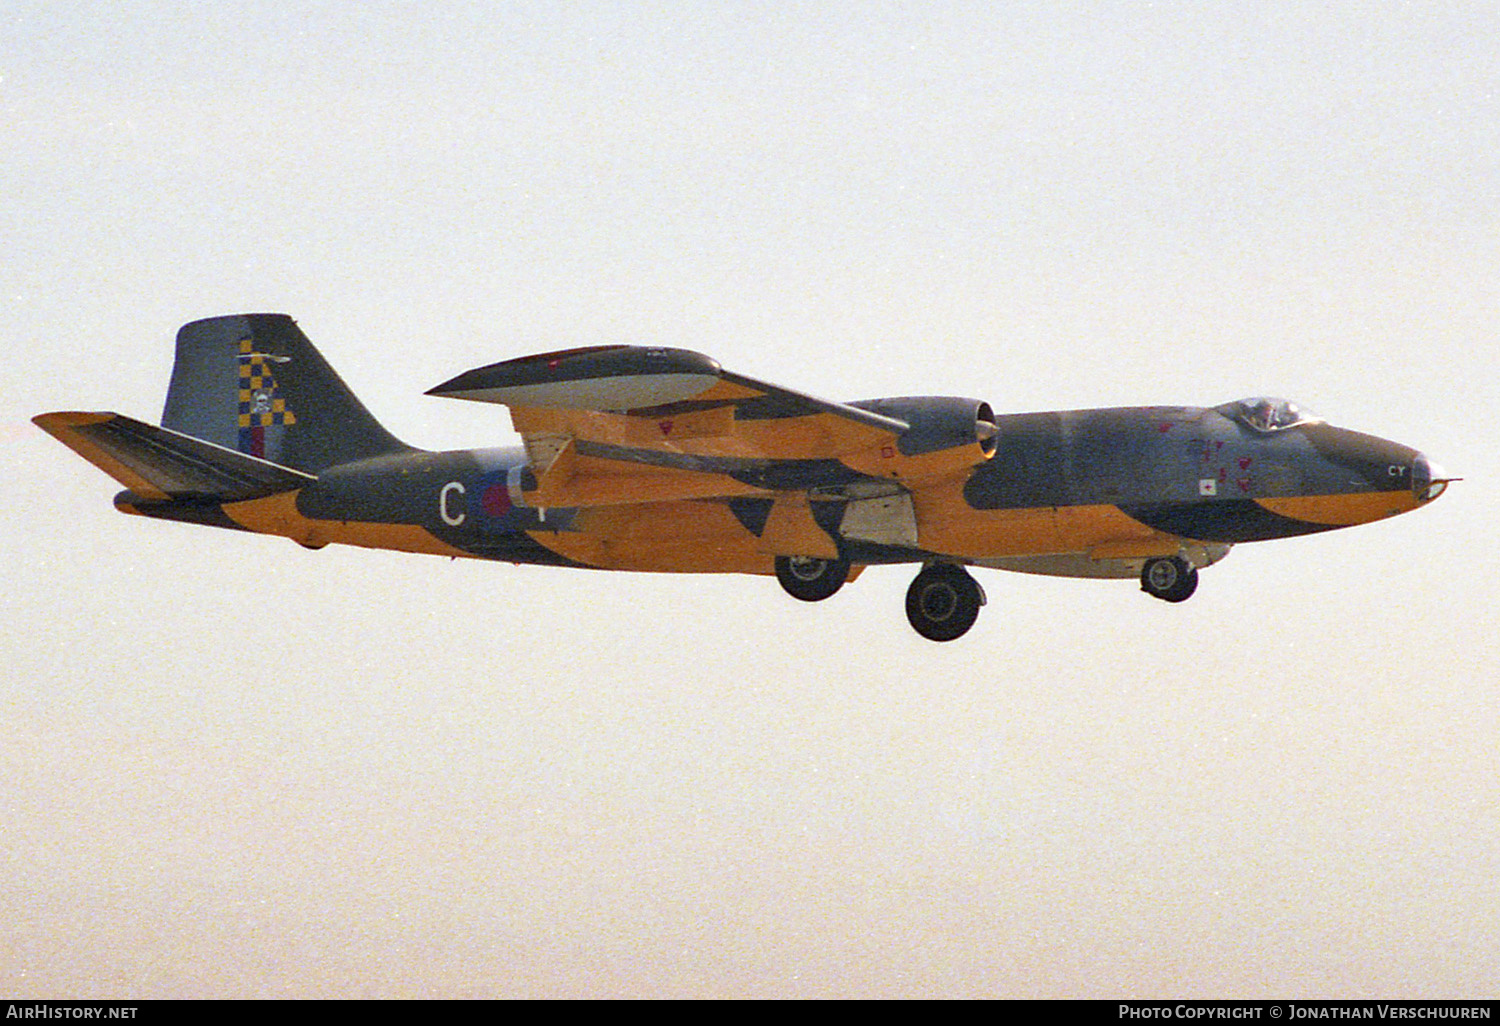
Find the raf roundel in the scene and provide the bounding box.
[482,482,512,518]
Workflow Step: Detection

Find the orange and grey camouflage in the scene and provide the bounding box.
[34,314,1452,641]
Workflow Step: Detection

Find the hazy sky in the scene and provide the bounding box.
[3,1,1497,998]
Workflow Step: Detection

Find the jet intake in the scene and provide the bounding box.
[850,397,997,456]
[843,396,998,484]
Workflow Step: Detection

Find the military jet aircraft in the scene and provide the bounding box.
[35,314,1451,641]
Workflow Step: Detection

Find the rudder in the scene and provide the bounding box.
[162,314,414,473]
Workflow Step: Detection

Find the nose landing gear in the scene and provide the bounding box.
[906,563,985,642]
[1140,556,1199,603]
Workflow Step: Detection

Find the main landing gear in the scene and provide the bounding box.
[905,563,986,642]
[775,554,851,602]
[777,552,1204,638]
[1140,556,1199,603]
[776,555,989,641]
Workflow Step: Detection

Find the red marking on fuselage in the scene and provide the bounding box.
[659,420,674,436]
[882,446,896,459]
[482,483,511,517]
[1237,477,1251,493]
[249,425,265,459]
[1238,456,1253,471]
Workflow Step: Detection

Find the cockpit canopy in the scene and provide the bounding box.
[1218,396,1322,433]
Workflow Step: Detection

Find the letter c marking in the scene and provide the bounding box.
[440,481,466,526]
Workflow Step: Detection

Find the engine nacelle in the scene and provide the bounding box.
[850,396,998,456]
[844,396,998,483]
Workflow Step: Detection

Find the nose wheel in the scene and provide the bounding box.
[1140,556,1198,603]
[775,554,851,602]
[906,563,985,641]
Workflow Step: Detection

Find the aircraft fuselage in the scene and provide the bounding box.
[115,402,1440,578]
[40,314,1447,640]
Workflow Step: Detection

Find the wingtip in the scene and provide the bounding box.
[32,411,116,433]
[423,377,470,399]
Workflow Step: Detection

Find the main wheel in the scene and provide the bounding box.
[775,554,851,602]
[905,564,983,642]
[1140,556,1199,603]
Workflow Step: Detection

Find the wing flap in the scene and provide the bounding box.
[34,411,316,501]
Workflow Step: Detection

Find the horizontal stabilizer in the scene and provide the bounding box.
[33,411,316,501]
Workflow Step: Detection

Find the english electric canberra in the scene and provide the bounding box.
[35,314,1451,641]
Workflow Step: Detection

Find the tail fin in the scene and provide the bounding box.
[161,313,414,474]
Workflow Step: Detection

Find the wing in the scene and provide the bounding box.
[427,345,911,508]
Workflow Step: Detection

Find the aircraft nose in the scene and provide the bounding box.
[1411,454,1452,502]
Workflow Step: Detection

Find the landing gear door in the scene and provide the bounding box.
[841,492,918,548]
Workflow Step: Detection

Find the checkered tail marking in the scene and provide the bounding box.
[237,337,296,458]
